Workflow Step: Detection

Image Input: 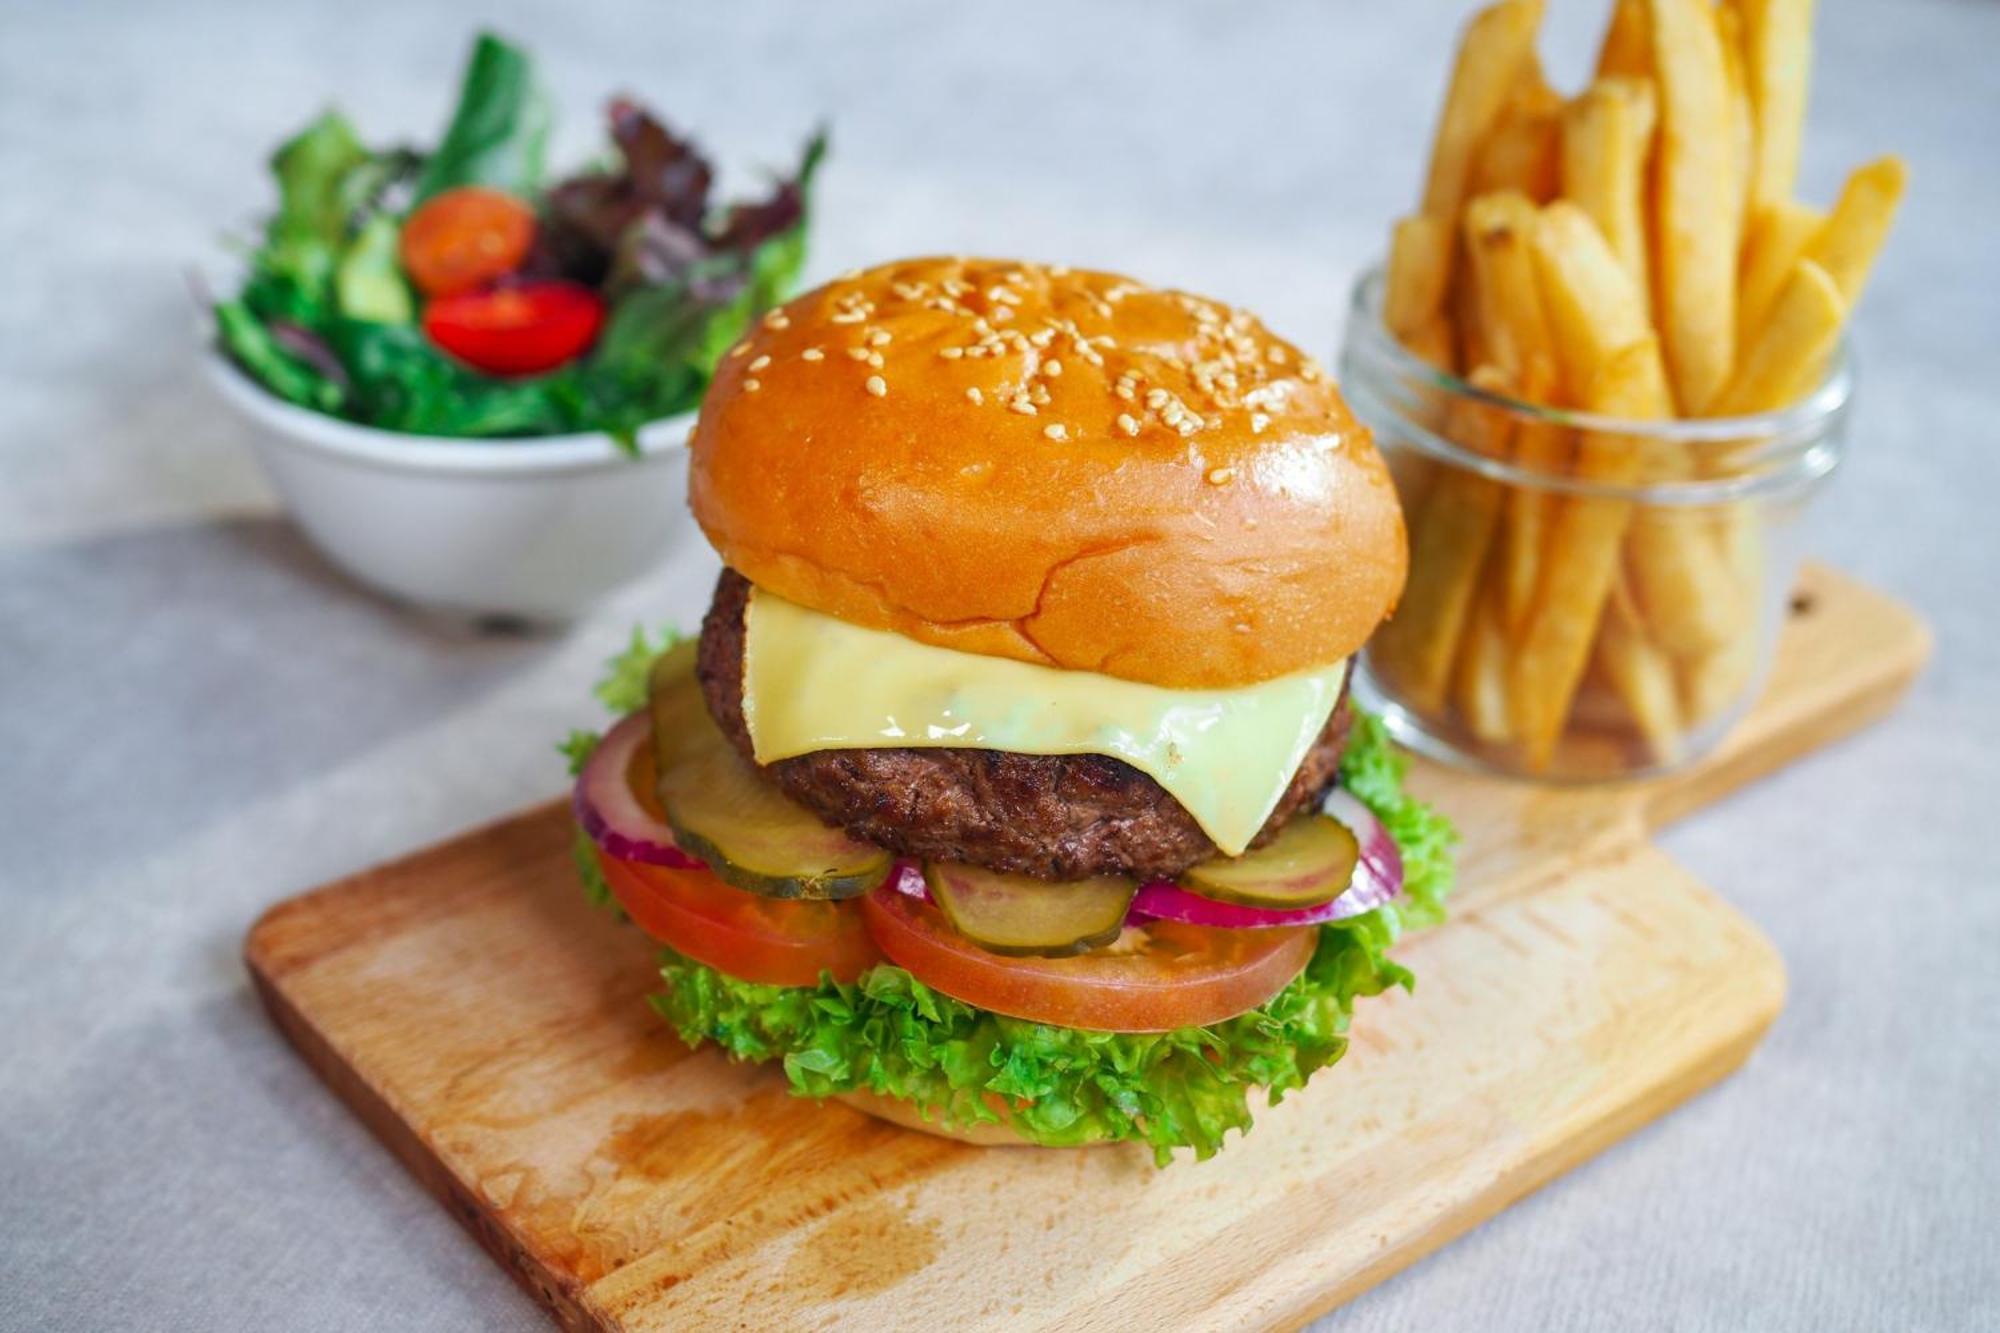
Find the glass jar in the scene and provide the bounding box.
[1337,266,1849,781]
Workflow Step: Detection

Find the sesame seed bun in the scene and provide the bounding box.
[688,257,1407,688]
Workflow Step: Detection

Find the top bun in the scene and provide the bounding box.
[688,257,1406,688]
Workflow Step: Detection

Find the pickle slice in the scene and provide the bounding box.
[923,860,1136,957]
[1178,813,1360,909]
[647,641,893,899]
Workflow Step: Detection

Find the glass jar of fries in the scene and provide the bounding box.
[1340,267,1848,781]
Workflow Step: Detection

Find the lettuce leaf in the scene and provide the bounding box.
[570,713,1454,1164]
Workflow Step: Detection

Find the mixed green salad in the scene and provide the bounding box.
[213,33,826,447]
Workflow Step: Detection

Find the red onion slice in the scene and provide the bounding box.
[573,712,704,868]
[887,859,929,900]
[1323,787,1404,908]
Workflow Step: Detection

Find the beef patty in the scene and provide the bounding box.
[696,570,1353,881]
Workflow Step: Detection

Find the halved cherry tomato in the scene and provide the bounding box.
[399,186,537,297]
[860,887,1315,1032]
[597,849,883,987]
[422,281,606,377]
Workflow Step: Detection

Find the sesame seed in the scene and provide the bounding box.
[865,375,887,398]
[866,329,892,347]
[940,346,965,360]
[1044,423,1068,441]
[748,355,771,372]
[867,351,885,368]
[1009,397,1037,416]
[802,347,825,362]
[728,343,751,359]
[1117,413,1140,437]
[744,378,762,392]
[763,312,790,330]
[846,347,872,362]
[830,310,866,324]
[1207,466,1235,484]
[966,387,984,405]
[1043,359,1063,378]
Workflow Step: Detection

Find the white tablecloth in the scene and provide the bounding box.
[3,1,1995,1327]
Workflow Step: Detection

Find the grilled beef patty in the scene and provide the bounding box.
[696,570,1353,880]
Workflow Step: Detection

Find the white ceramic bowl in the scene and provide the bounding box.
[205,352,697,624]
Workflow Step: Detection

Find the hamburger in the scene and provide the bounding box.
[567,257,1453,1162]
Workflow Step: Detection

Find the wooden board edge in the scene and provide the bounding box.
[244,952,609,1332]
[1263,897,1790,1331]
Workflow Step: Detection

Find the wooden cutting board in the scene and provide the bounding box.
[248,562,1927,1332]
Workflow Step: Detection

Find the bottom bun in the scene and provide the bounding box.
[833,1091,1109,1148]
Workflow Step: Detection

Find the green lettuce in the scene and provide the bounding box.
[569,693,1454,1164]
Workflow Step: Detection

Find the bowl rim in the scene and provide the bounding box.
[203,348,694,476]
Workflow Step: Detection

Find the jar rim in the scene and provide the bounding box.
[1339,266,1850,505]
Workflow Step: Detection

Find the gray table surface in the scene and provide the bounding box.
[3,1,1995,1328]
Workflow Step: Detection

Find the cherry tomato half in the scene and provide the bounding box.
[399,186,537,298]
[597,849,884,988]
[422,281,606,377]
[860,887,1315,1032]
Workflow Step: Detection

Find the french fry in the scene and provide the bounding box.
[1385,213,1455,354]
[1553,82,1733,658]
[1500,417,1571,637]
[1716,1,1757,240]
[1596,0,1653,80]
[1421,0,1546,223]
[1463,190,1565,634]
[1801,156,1909,305]
[1531,203,1653,385]
[1711,257,1846,416]
[1740,0,1815,210]
[1464,192,1558,388]
[1595,570,1687,762]
[1453,563,1516,744]
[1682,517,1769,723]
[1368,367,1516,716]
[1737,200,1826,350]
[1506,342,1668,767]
[1648,0,1744,414]
[1561,77,1658,323]
[1512,207,1675,766]
[1470,53,1565,202]
[1624,511,1741,659]
[1469,105,1562,203]
[1688,258,1846,720]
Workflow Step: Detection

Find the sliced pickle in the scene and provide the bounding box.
[923,861,1136,958]
[647,641,893,899]
[1178,812,1360,909]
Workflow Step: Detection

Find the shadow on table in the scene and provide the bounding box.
[0,511,562,870]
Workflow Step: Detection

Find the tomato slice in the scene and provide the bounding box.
[423,281,606,377]
[860,887,1315,1032]
[399,186,537,297]
[596,850,883,987]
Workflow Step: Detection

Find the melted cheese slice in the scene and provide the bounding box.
[740,589,1348,856]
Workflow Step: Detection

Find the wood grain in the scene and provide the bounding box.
[247,562,1927,1331]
